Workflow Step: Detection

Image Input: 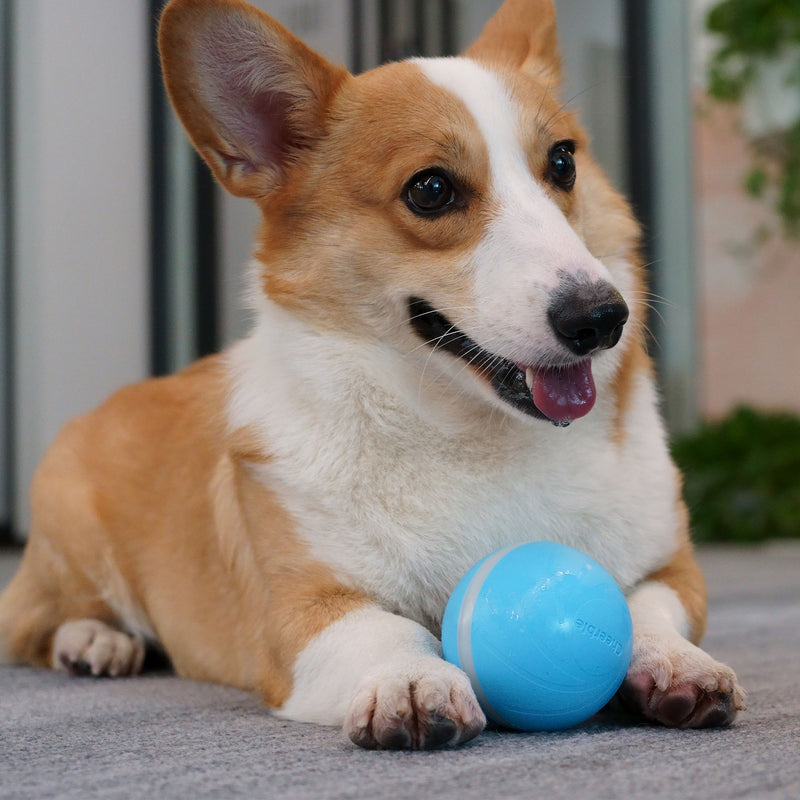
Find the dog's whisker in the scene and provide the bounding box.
[384,305,477,339]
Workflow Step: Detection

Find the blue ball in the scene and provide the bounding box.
[442,541,633,731]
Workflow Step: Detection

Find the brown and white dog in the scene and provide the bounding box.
[0,0,744,749]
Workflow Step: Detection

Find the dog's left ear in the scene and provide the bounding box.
[158,0,348,199]
[465,0,561,83]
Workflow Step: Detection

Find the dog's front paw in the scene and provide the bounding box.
[52,619,145,677]
[344,658,486,750]
[618,632,745,728]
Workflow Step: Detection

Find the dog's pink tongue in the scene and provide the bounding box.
[531,361,596,423]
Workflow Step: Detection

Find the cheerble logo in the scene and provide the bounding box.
[575,618,624,656]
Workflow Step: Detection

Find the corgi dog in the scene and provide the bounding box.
[0,0,744,749]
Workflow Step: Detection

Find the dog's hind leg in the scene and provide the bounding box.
[0,533,118,669]
[0,541,146,677]
[0,544,58,667]
[0,421,150,677]
[0,529,149,678]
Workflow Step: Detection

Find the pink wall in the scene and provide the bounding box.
[694,98,800,419]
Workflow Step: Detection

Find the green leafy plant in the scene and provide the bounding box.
[706,0,800,236]
[671,407,800,543]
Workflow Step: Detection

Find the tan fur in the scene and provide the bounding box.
[159,0,349,199]
[465,0,560,81]
[0,356,367,703]
[645,491,708,645]
[251,62,494,336]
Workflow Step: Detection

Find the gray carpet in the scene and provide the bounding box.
[1,543,799,800]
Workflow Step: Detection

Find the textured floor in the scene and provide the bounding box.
[1,543,799,800]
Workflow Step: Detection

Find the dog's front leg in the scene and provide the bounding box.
[276,605,486,749]
[620,540,745,727]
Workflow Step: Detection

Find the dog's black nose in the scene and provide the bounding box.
[548,280,629,356]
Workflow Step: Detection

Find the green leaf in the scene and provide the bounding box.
[672,407,800,543]
[745,166,769,196]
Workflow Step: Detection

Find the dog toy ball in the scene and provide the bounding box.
[442,541,633,731]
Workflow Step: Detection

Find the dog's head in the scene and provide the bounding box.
[160,0,644,426]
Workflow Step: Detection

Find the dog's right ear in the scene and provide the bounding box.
[158,0,348,199]
[465,0,561,84]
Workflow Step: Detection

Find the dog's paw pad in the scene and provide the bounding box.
[619,637,745,728]
[52,619,145,678]
[345,659,485,750]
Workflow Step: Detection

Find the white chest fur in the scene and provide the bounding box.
[227,302,678,633]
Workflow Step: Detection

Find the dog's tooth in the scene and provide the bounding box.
[525,367,534,390]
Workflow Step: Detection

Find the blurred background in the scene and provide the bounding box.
[1,0,798,544]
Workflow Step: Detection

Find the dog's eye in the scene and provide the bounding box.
[405,169,456,215]
[547,140,576,191]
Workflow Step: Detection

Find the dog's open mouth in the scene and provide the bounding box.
[408,298,595,426]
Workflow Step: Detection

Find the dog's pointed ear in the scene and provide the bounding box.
[465,0,560,82]
[158,0,349,199]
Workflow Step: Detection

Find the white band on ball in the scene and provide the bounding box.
[456,544,517,728]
